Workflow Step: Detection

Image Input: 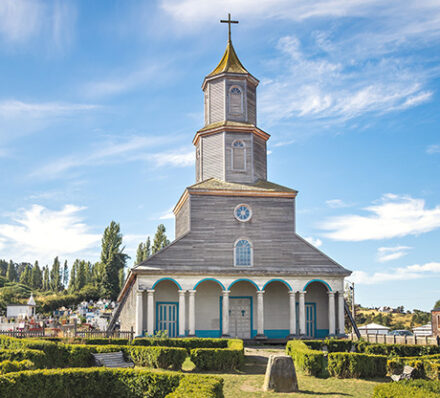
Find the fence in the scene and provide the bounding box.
[0,330,46,338]
[349,333,439,346]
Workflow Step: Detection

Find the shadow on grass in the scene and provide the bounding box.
[298,391,350,396]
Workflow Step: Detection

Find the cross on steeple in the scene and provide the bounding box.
[220,13,239,42]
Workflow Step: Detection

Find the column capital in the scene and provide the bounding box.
[178,289,187,295]
[299,290,307,295]
[188,289,196,295]
[288,290,296,297]
[222,290,231,295]
[136,289,144,296]
[327,291,335,296]
[337,290,345,295]
[257,290,265,295]
[147,289,155,294]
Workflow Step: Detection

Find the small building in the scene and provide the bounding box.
[413,323,432,337]
[6,294,36,319]
[432,308,440,337]
[358,322,390,335]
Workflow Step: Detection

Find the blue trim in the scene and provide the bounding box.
[193,278,225,290]
[263,279,292,291]
[155,301,179,337]
[316,329,330,338]
[303,279,332,291]
[195,330,221,338]
[296,302,317,337]
[264,329,290,339]
[220,296,253,337]
[152,277,182,290]
[228,278,260,290]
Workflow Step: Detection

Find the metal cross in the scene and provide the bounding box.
[220,13,239,42]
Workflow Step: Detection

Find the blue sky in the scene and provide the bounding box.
[0,0,439,311]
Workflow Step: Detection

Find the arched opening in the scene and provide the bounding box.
[229,86,243,115]
[263,280,290,339]
[304,281,329,338]
[226,279,259,338]
[194,280,223,338]
[231,140,246,171]
[153,279,179,337]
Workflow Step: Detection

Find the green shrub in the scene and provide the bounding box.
[327,352,387,379]
[190,348,243,371]
[302,339,353,353]
[387,357,425,378]
[71,338,130,346]
[0,349,46,368]
[165,375,224,398]
[357,342,440,357]
[126,346,187,370]
[373,380,440,398]
[0,360,34,374]
[425,361,440,380]
[286,340,325,377]
[133,338,229,351]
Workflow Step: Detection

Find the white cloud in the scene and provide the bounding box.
[351,262,440,285]
[320,194,440,241]
[304,236,322,248]
[159,208,175,220]
[377,246,412,263]
[427,145,440,154]
[149,148,194,168]
[0,204,100,264]
[326,199,351,209]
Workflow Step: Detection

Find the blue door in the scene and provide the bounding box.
[296,302,316,337]
[157,303,178,337]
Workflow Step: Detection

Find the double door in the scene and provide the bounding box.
[229,298,251,339]
[296,303,316,337]
[157,303,178,338]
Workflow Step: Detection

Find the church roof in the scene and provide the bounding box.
[188,178,297,195]
[207,40,250,77]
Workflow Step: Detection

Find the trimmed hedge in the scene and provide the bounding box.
[387,354,440,380]
[133,338,229,350]
[165,375,224,398]
[0,349,46,368]
[189,340,244,371]
[328,352,387,379]
[125,346,187,370]
[286,340,325,377]
[0,367,222,398]
[356,341,440,357]
[0,360,34,374]
[302,339,353,353]
[70,338,130,346]
[373,380,440,398]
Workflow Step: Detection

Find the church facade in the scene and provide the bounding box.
[115,37,351,340]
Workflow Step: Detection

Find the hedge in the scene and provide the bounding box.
[328,352,387,379]
[387,355,440,380]
[302,339,353,353]
[189,340,244,371]
[356,341,440,357]
[0,360,34,374]
[373,380,440,398]
[165,375,224,398]
[286,340,325,377]
[0,349,46,368]
[132,338,229,351]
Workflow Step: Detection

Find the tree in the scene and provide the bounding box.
[6,260,16,282]
[0,259,8,276]
[136,236,152,264]
[434,300,440,310]
[68,261,77,292]
[76,261,86,290]
[152,225,170,255]
[101,221,129,300]
[19,264,32,286]
[31,261,42,289]
[50,257,62,291]
[43,266,50,291]
[63,260,69,289]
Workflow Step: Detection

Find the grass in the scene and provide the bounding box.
[164,348,386,397]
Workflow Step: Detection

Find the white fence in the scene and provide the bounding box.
[349,333,439,346]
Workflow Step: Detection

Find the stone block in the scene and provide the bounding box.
[263,354,299,392]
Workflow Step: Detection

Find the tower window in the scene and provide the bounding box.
[232,140,246,171]
[229,86,243,115]
[235,239,252,266]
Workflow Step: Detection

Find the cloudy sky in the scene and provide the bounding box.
[0,0,439,311]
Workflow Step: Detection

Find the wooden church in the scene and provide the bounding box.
[114,18,351,340]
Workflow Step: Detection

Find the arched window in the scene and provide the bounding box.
[229,86,243,115]
[232,140,246,171]
[235,239,252,266]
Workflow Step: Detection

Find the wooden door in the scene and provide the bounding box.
[229,298,251,339]
[157,303,178,338]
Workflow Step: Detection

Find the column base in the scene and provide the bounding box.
[221,334,230,338]
[255,334,267,340]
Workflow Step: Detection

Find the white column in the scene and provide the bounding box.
[299,291,306,335]
[188,289,196,336]
[289,291,297,336]
[328,291,336,335]
[222,290,230,336]
[257,290,265,336]
[147,289,155,336]
[135,290,144,337]
[178,290,186,337]
[338,291,345,335]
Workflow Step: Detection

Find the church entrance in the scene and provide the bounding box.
[229,297,251,339]
[156,302,178,338]
[296,302,316,338]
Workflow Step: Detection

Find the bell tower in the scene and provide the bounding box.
[194,14,270,185]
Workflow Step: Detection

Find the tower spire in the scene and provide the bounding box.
[220,13,238,42]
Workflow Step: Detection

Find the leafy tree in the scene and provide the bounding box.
[144,237,151,259]
[50,257,62,291]
[101,221,129,300]
[6,261,16,282]
[152,225,170,255]
[42,266,50,291]
[31,261,42,290]
[76,261,86,290]
[19,264,32,286]
[63,260,69,289]
[0,260,8,276]
[136,236,152,264]
[434,300,440,309]
[68,261,77,292]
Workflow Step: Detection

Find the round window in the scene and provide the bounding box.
[234,204,252,222]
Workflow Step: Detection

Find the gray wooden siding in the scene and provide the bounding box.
[201,132,224,181]
[247,84,257,125]
[225,80,247,123]
[138,193,349,275]
[224,132,254,183]
[119,281,136,331]
[175,196,190,239]
[208,79,225,124]
[253,135,267,180]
